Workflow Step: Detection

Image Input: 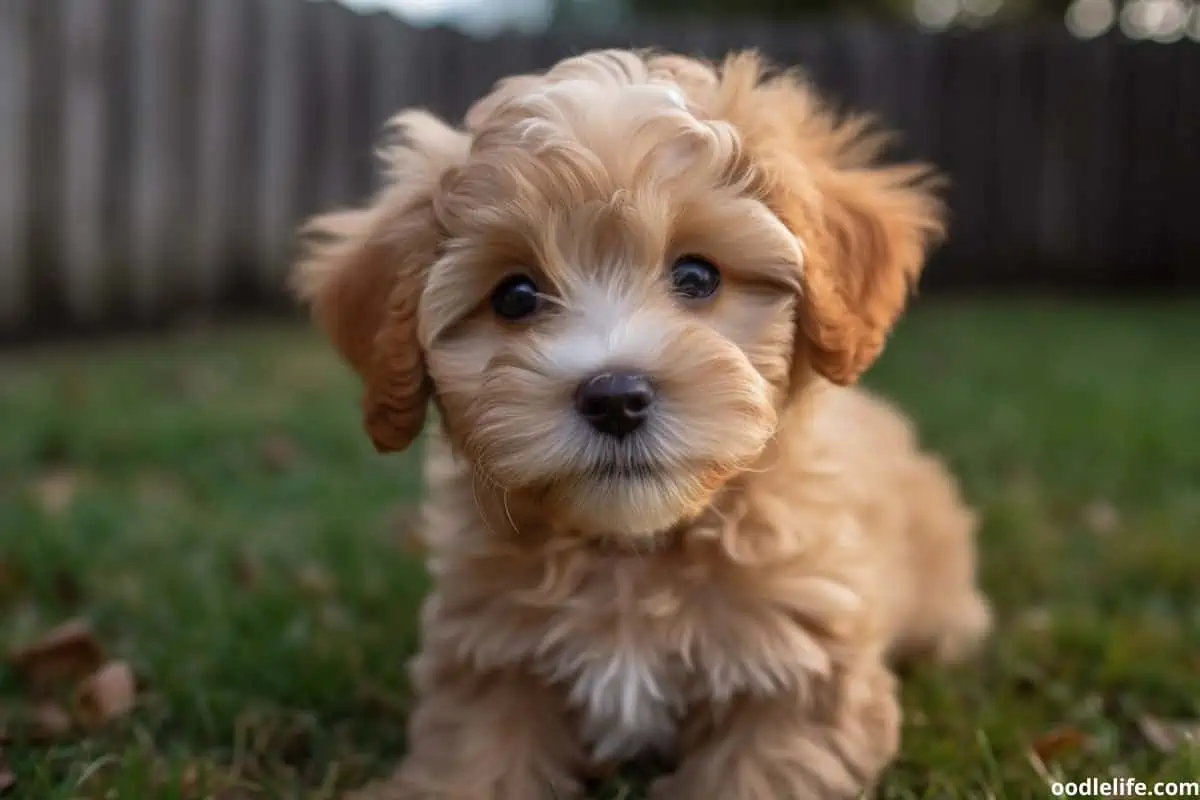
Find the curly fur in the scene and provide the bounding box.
[294,48,990,800]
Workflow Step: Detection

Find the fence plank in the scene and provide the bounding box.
[129,0,189,318]
[0,0,33,328]
[1120,41,1177,282]
[347,12,380,199]
[62,0,111,323]
[990,30,1040,277]
[313,1,358,213]
[1169,44,1200,282]
[195,0,255,304]
[257,0,305,289]
[430,25,476,122]
[369,8,426,137]
[26,0,69,325]
[102,0,136,320]
[5,8,1200,340]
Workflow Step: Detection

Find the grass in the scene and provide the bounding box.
[2,299,1199,799]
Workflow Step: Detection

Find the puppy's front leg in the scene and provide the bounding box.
[652,659,900,800]
[353,662,584,800]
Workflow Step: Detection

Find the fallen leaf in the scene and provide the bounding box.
[29,702,72,742]
[295,565,334,598]
[173,365,225,400]
[392,507,425,555]
[133,472,185,511]
[0,560,26,607]
[74,660,136,730]
[232,552,261,589]
[278,725,314,768]
[1082,498,1120,535]
[260,435,299,471]
[213,790,255,800]
[52,571,83,607]
[32,469,83,516]
[179,762,199,794]
[1012,666,1046,696]
[317,604,349,631]
[9,618,105,692]
[1138,715,1200,753]
[0,768,13,795]
[1016,607,1054,633]
[1031,726,1089,763]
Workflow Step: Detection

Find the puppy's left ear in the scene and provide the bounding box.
[792,147,946,385]
[292,111,469,453]
[720,53,946,386]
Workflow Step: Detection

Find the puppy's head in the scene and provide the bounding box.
[294,50,944,540]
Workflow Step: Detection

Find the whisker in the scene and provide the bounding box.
[500,488,521,536]
[534,291,571,311]
[470,465,507,539]
[726,432,782,475]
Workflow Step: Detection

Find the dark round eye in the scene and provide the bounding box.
[490,274,541,321]
[670,256,721,300]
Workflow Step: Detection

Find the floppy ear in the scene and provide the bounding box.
[292,111,469,453]
[717,53,946,386]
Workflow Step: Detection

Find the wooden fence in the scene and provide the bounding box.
[1,0,1198,339]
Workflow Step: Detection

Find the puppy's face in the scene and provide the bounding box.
[294,50,944,540]
[421,71,797,535]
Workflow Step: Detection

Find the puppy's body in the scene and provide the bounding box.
[401,384,988,798]
[296,48,990,799]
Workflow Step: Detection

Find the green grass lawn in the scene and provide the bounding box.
[2,300,1198,799]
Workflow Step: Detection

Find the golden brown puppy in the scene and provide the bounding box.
[295,49,991,800]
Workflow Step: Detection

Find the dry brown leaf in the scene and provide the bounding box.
[317,604,349,631]
[392,507,425,556]
[29,702,72,742]
[213,790,255,800]
[1082,498,1120,535]
[1016,607,1054,633]
[9,618,105,692]
[260,435,299,471]
[1138,715,1200,753]
[174,365,225,400]
[0,560,26,607]
[232,552,261,589]
[74,660,136,730]
[295,565,334,598]
[133,472,187,515]
[32,469,83,516]
[1031,726,1089,763]
[52,571,83,607]
[179,762,199,794]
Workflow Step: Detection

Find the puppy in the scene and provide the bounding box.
[294,49,991,800]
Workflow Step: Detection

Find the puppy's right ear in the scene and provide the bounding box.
[292,111,469,453]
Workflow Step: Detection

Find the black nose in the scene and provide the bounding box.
[574,371,655,438]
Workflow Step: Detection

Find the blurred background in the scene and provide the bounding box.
[1,1,1198,797]
[0,0,1197,336]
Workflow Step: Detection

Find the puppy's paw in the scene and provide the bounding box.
[367,664,584,800]
[931,589,992,665]
[654,662,900,800]
[341,768,416,800]
[344,763,582,800]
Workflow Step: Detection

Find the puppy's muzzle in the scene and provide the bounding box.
[574,371,655,439]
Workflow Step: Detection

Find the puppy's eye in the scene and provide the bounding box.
[670,256,721,300]
[490,274,541,321]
